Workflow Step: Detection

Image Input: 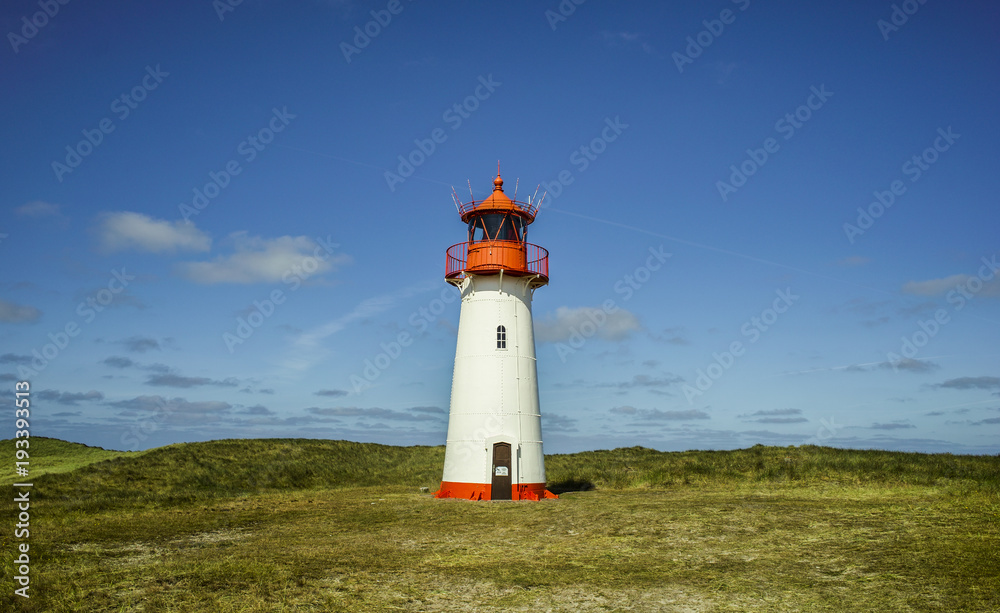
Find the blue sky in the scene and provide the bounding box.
[2,0,998,454]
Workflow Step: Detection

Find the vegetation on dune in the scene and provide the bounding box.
[5,438,995,511]
[545,444,1000,492]
[6,437,445,511]
[1,437,136,485]
[1,437,997,612]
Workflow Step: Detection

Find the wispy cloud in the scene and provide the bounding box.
[16,200,63,218]
[0,354,32,365]
[739,408,807,424]
[145,374,239,388]
[601,30,641,44]
[650,327,690,345]
[306,406,444,422]
[543,412,578,432]
[0,299,41,323]
[97,211,211,253]
[935,376,1000,390]
[610,406,710,421]
[37,390,104,405]
[176,232,349,284]
[837,256,871,267]
[282,281,437,372]
[238,404,274,416]
[109,395,232,414]
[120,336,160,353]
[410,406,446,414]
[103,356,135,368]
[869,422,915,430]
[880,358,940,373]
[903,274,1000,297]
[595,374,684,390]
[535,306,640,343]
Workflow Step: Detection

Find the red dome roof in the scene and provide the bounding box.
[458,173,538,222]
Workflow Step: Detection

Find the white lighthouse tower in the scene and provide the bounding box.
[434,170,556,501]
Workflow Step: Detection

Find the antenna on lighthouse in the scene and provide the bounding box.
[513,177,519,201]
[467,179,475,201]
[536,190,548,215]
[450,187,462,214]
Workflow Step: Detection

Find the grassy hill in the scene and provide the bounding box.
[2,438,998,612]
[2,437,137,485]
[9,438,445,511]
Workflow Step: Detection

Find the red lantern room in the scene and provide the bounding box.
[445,172,548,285]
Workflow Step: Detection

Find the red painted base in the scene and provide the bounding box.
[433,481,558,501]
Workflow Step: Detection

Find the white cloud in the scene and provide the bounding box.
[601,31,641,44]
[15,200,62,217]
[0,299,40,323]
[610,406,710,421]
[97,212,211,253]
[902,272,1000,297]
[175,232,348,284]
[108,395,232,414]
[535,306,640,343]
[901,274,970,296]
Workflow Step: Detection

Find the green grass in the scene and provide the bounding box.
[2,437,138,485]
[2,438,998,612]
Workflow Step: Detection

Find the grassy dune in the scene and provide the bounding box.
[2,437,137,485]
[2,438,998,612]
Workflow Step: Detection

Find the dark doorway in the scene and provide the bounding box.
[491,442,512,500]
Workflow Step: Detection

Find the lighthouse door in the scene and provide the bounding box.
[491,443,512,500]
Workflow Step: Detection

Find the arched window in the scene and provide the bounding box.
[496,325,507,349]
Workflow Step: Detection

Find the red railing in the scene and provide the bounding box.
[446,241,548,280]
[458,197,539,220]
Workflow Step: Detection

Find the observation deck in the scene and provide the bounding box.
[445,241,548,284]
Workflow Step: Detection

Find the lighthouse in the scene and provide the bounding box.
[434,170,557,501]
